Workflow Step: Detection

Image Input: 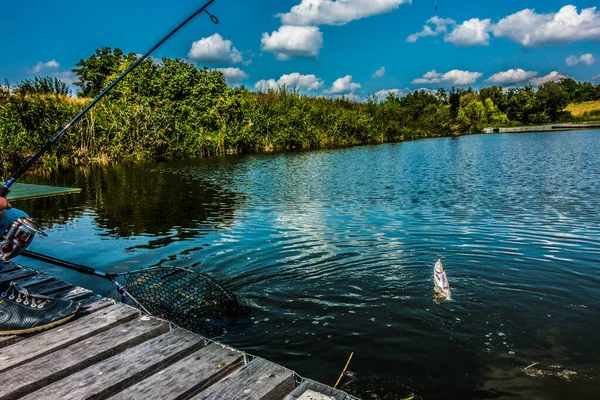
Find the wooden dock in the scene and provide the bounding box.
[0,261,357,400]
[484,122,600,134]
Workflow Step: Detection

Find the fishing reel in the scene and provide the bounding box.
[0,214,46,261]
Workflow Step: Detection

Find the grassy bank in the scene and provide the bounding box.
[565,100,600,120]
[2,48,600,176]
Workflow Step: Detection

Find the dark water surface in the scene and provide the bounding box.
[17,130,600,399]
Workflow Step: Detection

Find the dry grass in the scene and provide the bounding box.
[566,100,600,116]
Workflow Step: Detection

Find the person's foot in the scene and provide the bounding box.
[0,281,81,335]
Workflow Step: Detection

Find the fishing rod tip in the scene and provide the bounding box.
[204,10,219,24]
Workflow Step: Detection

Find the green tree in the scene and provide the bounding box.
[506,86,536,123]
[480,86,508,113]
[449,87,463,120]
[436,88,448,105]
[484,98,509,124]
[72,47,136,97]
[535,81,569,120]
[462,100,487,132]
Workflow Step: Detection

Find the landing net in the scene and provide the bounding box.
[122,266,250,337]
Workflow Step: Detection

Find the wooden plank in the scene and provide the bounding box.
[0,263,20,274]
[0,317,169,400]
[13,274,55,288]
[79,298,115,314]
[25,280,72,296]
[21,328,206,400]
[4,182,81,201]
[110,343,245,400]
[192,358,296,400]
[80,294,109,307]
[285,380,352,400]
[0,336,20,350]
[0,303,139,373]
[57,286,94,301]
[0,268,38,284]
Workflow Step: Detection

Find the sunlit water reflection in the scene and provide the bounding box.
[16,130,600,399]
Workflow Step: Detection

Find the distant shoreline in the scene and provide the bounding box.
[484,123,600,134]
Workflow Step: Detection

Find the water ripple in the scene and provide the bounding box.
[23,129,600,400]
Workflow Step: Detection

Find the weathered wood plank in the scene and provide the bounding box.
[79,298,115,314]
[0,263,21,274]
[57,286,94,301]
[21,328,206,400]
[0,268,38,284]
[285,380,353,400]
[0,336,20,350]
[25,280,72,296]
[110,343,245,400]
[80,294,109,307]
[192,358,296,400]
[0,303,139,373]
[0,317,169,400]
[13,274,55,288]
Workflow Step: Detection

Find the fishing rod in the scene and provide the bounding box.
[0,0,219,198]
[22,249,149,313]
[0,1,252,336]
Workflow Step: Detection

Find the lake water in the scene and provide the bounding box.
[16,130,600,399]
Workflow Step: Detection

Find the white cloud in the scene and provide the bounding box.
[593,74,600,81]
[406,25,436,43]
[565,56,578,66]
[374,88,404,100]
[325,75,361,94]
[409,6,600,48]
[406,16,455,43]
[565,53,596,66]
[255,79,278,91]
[261,26,323,60]
[278,0,411,26]
[579,54,595,65]
[529,71,569,86]
[407,17,490,46]
[215,67,248,83]
[412,69,483,85]
[279,73,324,90]
[255,73,324,91]
[492,6,600,47]
[372,66,386,78]
[188,34,244,64]
[31,60,60,74]
[445,18,491,46]
[485,69,538,85]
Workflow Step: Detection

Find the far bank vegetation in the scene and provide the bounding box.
[2,47,600,174]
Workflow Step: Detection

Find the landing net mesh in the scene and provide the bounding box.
[122,266,250,337]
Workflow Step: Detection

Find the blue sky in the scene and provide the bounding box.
[1,0,599,100]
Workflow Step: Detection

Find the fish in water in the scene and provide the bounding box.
[433,258,451,302]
